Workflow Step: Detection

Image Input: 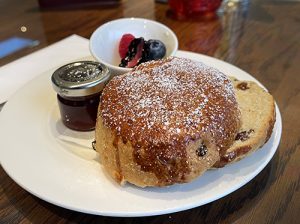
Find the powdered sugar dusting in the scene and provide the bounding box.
[100,57,239,151]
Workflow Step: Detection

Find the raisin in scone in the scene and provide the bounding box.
[214,79,276,168]
[94,57,240,187]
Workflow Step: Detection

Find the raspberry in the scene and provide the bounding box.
[118,34,135,58]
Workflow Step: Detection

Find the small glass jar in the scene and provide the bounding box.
[51,61,110,131]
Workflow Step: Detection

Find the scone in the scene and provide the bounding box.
[94,57,240,187]
[214,79,276,168]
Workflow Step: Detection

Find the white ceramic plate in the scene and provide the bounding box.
[0,51,282,217]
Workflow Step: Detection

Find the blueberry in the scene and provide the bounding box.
[142,39,166,61]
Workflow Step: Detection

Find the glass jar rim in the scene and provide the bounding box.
[51,61,110,97]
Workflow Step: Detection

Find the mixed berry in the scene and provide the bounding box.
[118,33,166,68]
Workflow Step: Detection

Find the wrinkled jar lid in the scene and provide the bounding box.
[51,61,110,97]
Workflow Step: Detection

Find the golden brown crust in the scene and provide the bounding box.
[265,109,276,143]
[95,116,220,187]
[95,57,240,187]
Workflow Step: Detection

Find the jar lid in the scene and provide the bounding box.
[51,61,110,97]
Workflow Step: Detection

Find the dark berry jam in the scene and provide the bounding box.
[57,93,101,131]
[51,61,110,131]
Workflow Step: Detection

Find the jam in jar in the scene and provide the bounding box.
[51,61,110,131]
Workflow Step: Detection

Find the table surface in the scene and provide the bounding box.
[1,0,300,223]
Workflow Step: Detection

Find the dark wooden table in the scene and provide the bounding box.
[1,0,300,223]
